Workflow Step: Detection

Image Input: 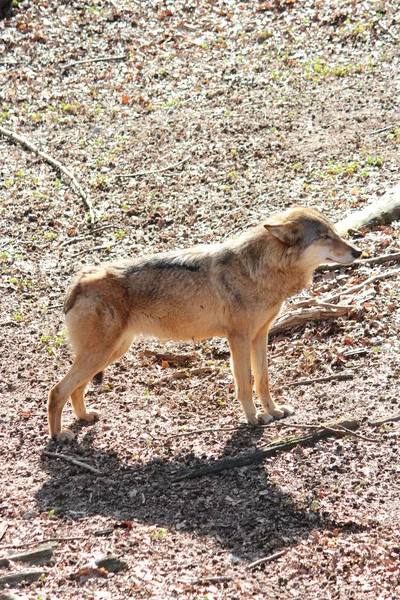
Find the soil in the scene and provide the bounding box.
[0,1,400,598]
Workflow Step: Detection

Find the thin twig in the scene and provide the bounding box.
[42,451,102,475]
[115,155,190,179]
[334,424,378,443]
[283,373,353,388]
[43,303,64,312]
[0,125,95,223]
[371,124,397,135]
[245,550,287,570]
[58,224,124,249]
[369,413,400,427]
[189,576,233,585]
[71,242,116,258]
[154,425,250,440]
[0,523,8,543]
[297,268,399,308]
[0,536,88,550]
[316,252,400,272]
[62,53,126,70]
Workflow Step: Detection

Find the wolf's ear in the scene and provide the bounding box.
[264,220,302,246]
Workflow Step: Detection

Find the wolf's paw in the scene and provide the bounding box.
[80,409,101,423]
[56,428,75,443]
[271,404,294,419]
[246,412,261,426]
[255,411,275,424]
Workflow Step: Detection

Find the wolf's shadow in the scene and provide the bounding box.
[36,423,355,561]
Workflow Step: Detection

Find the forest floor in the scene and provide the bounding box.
[1,0,400,598]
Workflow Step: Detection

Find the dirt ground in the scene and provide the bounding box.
[1,0,400,598]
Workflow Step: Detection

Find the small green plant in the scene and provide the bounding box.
[366,156,383,167]
[150,528,167,540]
[48,509,55,518]
[114,230,126,239]
[14,313,23,322]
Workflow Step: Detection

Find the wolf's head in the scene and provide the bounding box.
[264,206,362,269]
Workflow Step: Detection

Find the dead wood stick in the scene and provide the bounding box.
[70,241,116,258]
[245,550,286,570]
[155,425,250,440]
[172,417,361,481]
[316,252,400,272]
[371,124,397,135]
[0,536,88,550]
[269,304,350,338]
[58,223,124,249]
[62,53,126,69]
[0,125,95,223]
[0,523,8,543]
[189,575,233,585]
[369,413,400,427]
[296,268,399,308]
[1,546,54,566]
[0,569,46,587]
[115,155,190,179]
[283,373,353,388]
[42,450,102,475]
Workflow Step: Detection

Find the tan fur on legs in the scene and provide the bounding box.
[70,384,101,422]
[228,332,257,425]
[251,324,293,423]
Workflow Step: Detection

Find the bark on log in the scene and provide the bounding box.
[172,417,361,481]
[336,181,400,234]
[0,570,45,587]
[269,304,349,338]
[3,546,54,566]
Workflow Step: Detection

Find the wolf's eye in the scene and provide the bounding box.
[321,234,330,240]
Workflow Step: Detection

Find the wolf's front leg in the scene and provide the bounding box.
[228,332,259,425]
[251,326,293,422]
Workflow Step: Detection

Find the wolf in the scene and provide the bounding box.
[48,206,362,441]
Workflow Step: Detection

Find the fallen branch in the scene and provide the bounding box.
[172,417,361,481]
[189,575,233,585]
[283,372,353,388]
[58,223,124,249]
[371,124,397,135]
[42,451,102,475]
[0,536,87,550]
[296,268,400,308]
[269,304,350,338]
[62,53,126,70]
[0,569,46,587]
[245,550,286,570]
[70,241,116,258]
[0,545,54,567]
[0,125,95,223]
[317,252,400,273]
[335,181,400,235]
[369,413,400,427]
[115,155,190,179]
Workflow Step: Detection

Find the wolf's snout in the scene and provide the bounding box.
[351,248,362,259]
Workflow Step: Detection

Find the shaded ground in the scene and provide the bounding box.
[1,0,400,598]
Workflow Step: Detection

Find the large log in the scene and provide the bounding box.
[336,181,400,234]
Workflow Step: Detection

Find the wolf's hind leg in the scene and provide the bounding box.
[48,351,114,442]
